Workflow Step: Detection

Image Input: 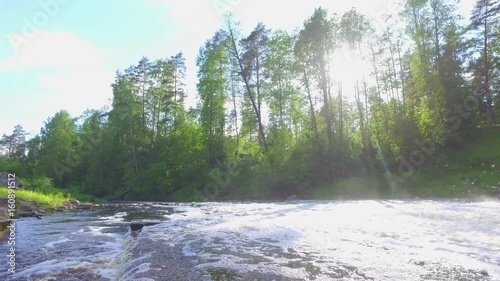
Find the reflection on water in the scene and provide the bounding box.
[0,200,499,280]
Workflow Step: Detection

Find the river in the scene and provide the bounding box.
[0,199,499,280]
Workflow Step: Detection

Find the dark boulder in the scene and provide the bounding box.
[130,221,160,232]
[20,200,40,211]
[18,200,43,218]
[0,202,10,224]
[130,220,160,237]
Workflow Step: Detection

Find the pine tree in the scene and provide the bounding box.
[470,0,500,126]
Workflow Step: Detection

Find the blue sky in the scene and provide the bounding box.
[0,0,476,137]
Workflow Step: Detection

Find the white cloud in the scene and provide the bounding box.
[0,31,108,72]
[38,69,113,110]
[0,31,113,136]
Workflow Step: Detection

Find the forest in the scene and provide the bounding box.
[1,0,499,201]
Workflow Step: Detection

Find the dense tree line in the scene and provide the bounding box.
[1,0,499,200]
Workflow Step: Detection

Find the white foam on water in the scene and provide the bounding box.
[140,200,500,280]
[10,200,499,280]
[98,211,128,222]
[119,262,155,281]
[44,237,71,248]
[7,208,132,281]
[13,259,93,278]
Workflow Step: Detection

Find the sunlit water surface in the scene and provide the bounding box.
[1,200,499,280]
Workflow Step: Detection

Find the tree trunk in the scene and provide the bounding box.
[483,17,494,127]
[302,68,320,142]
[227,26,269,151]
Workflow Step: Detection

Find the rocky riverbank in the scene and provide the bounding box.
[0,198,97,234]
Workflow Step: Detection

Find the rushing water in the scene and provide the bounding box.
[1,199,499,281]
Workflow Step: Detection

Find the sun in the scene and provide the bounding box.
[330,47,368,99]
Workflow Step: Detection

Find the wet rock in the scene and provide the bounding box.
[207,268,240,280]
[20,200,40,211]
[0,203,10,229]
[286,194,299,201]
[17,208,43,219]
[165,207,174,214]
[76,203,95,210]
[413,260,425,266]
[19,200,45,218]
[130,221,160,232]
[0,206,8,220]
[69,199,80,205]
[479,269,489,277]
[4,199,46,219]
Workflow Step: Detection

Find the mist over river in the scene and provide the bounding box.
[1,200,499,280]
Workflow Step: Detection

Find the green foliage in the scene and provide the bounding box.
[36,110,79,188]
[67,185,106,203]
[22,176,56,193]
[2,3,497,202]
[0,155,26,177]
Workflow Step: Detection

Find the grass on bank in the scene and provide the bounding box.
[1,176,107,208]
[0,188,69,208]
[0,176,98,208]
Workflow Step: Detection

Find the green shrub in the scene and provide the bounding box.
[22,176,59,194]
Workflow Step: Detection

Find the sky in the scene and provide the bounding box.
[0,0,476,137]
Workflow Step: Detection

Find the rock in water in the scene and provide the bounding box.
[130,221,161,237]
[130,221,160,232]
[75,203,95,210]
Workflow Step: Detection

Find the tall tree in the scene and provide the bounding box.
[37,111,78,187]
[237,22,270,151]
[265,30,303,133]
[296,8,338,181]
[470,0,500,126]
[197,30,229,164]
[340,8,374,175]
